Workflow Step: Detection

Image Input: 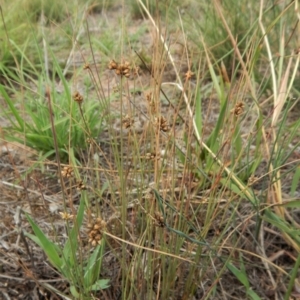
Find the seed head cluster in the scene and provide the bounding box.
[185,70,194,80]
[73,91,84,104]
[145,92,156,113]
[154,212,165,228]
[83,63,90,70]
[59,211,74,220]
[76,180,87,191]
[61,166,73,178]
[155,116,169,132]
[109,60,131,78]
[122,115,134,129]
[248,175,259,186]
[145,152,160,161]
[87,217,107,247]
[232,102,244,116]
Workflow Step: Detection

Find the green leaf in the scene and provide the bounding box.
[70,285,80,298]
[24,232,47,249]
[194,86,202,135]
[290,166,300,196]
[247,289,262,300]
[207,59,222,103]
[91,279,110,291]
[227,259,262,299]
[0,84,25,130]
[84,241,105,289]
[226,261,249,289]
[249,154,262,175]
[233,125,242,157]
[25,213,62,271]
[63,198,85,262]
[204,99,227,167]
[263,210,300,244]
[280,200,300,208]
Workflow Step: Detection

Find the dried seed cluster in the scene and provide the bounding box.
[73,91,84,104]
[87,217,107,247]
[144,188,153,200]
[185,70,194,80]
[145,92,156,113]
[233,102,244,116]
[109,60,131,78]
[145,152,160,161]
[247,175,259,186]
[155,116,169,132]
[61,166,73,178]
[83,63,90,70]
[86,137,93,145]
[122,115,134,129]
[77,180,87,191]
[154,212,165,228]
[145,92,152,102]
[59,211,74,220]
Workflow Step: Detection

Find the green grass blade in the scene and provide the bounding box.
[63,198,85,260]
[194,85,202,135]
[226,261,249,288]
[263,210,300,245]
[280,200,300,209]
[290,166,300,196]
[25,213,62,271]
[91,279,110,291]
[284,252,300,300]
[247,289,262,300]
[84,240,106,289]
[226,259,261,299]
[0,84,25,130]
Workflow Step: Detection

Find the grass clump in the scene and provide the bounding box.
[26,199,109,298]
[1,0,300,300]
[0,0,109,79]
[1,77,104,161]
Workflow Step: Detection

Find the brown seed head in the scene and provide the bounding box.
[122,115,134,129]
[77,180,87,191]
[248,175,259,186]
[109,60,132,77]
[73,91,84,104]
[154,212,165,227]
[59,212,74,220]
[86,217,106,247]
[108,60,118,70]
[185,70,194,80]
[145,92,152,102]
[155,116,169,132]
[145,152,160,161]
[232,102,244,116]
[133,66,139,76]
[61,166,73,178]
[83,63,90,70]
